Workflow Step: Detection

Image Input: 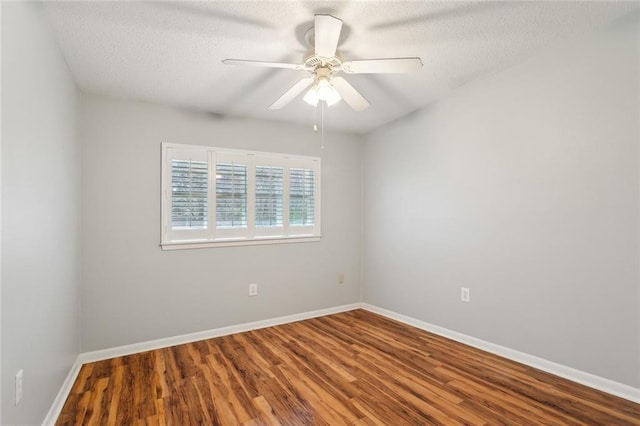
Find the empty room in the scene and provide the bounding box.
[1,1,640,425]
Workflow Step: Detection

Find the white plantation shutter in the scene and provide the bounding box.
[171,159,208,229]
[287,158,320,236]
[215,163,247,227]
[215,154,248,239]
[289,167,315,226]
[256,166,284,224]
[161,144,320,248]
[163,147,211,242]
[254,156,285,237]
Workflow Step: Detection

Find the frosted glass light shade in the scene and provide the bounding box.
[303,88,319,106]
[303,77,341,107]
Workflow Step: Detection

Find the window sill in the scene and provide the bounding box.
[160,235,322,250]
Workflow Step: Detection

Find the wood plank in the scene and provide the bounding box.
[55,309,640,425]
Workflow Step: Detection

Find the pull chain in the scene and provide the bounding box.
[312,101,325,150]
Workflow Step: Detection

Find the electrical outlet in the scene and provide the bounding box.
[249,283,258,296]
[461,287,470,303]
[338,273,344,284]
[15,369,23,406]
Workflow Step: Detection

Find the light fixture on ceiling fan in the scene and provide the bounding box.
[222,14,423,111]
[302,68,341,107]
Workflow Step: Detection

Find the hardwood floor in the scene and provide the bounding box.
[56,309,640,425]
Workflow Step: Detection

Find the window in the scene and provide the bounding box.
[161,143,321,249]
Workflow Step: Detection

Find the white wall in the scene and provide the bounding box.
[1,2,81,424]
[0,3,3,423]
[363,15,640,387]
[79,94,362,351]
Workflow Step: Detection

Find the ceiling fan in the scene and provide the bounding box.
[222,14,423,111]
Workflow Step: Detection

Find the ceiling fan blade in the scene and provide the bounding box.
[314,14,343,58]
[341,58,423,74]
[222,59,305,70]
[331,77,370,111]
[269,77,315,110]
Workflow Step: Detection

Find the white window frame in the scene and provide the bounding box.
[161,143,321,249]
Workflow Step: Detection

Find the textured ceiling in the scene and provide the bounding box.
[43,1,638,134]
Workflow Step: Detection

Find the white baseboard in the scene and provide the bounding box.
[79,302,363,364]
[42,356,83,426]
[361,303,640,404]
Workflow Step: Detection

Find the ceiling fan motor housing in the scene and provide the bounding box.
[303,48,343,71]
